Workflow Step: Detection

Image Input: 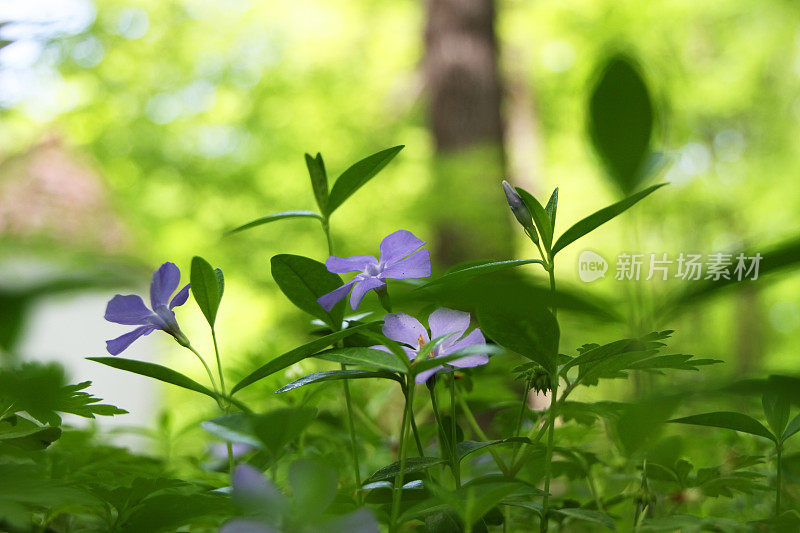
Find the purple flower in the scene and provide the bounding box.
[317,230,431,311]
[104,262,190,355]
[372,308,489,383]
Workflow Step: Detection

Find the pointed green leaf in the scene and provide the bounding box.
[201,413,262,447]
[556,508,616,531]
[315,346,408,372]
[88,357,217,400]
[327,145,404,214]
[545,187,558,228]
[225,210,323,235]
[456,438,534,462]
[762,390,790,437]
[191,256,222,327]
[414,259,544,291]
[214,268,224,298]
[231,321,380,394]
[552,183,666,255]
[670,411,776,442]
[366,457,445,483]
[782,413,800,442]
[516,187,553,252]
[306,152,329,215]
[589,55,654,194]
[276,369,400,393]
[270,254,345,330]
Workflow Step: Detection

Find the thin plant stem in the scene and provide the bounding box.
[457,393,509,476]
[185,345,219,397]
[409,404,425,457]
[450,376,461,488]
[429,380,454,479]
[540,255,559,532]
[210,328,234,473]
[776,444,783,516]
[391,377,415,531]
[323,219,363,501]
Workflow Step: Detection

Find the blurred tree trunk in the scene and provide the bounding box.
[424,0,514,266]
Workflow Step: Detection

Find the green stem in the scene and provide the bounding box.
[776,444,783,516]
[185,345,220,398]
[410,404,425,457]
[450,376,461,488]
[323,218,363,501]
[210,328,233,473]
[457,394,510,476]
[391,378,415,531]
[540,372,558,533]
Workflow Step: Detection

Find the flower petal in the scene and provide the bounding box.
[105,325,156,355]
[150,262,181,308]
[379,230,425,265]
[220,520,277,533]
[349,277,385,310]
[428,308,471,345]
[415,366,443,384]
[169,284,191,309]
[382,313,428,348]
[441,328,489,368]
[326,255,378,274]
[317,279,356,312]
[381,249,431,280]
[104,294,154,325]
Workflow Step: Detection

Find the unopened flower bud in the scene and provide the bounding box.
[501,180,538,244]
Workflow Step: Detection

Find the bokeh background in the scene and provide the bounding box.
[2,0,800,466]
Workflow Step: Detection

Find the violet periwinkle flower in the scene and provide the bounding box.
[317,230,431,311]
[104,262,190,355]
[372,308,489,383]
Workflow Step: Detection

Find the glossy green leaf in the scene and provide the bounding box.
[327,145,404,214]
[191,256,222,327]
[552,183,666,255]
[415,259,544,291]
[231,321,380,394]
[88,357,217,400]
[782,413,800,442]
[366,457,446,483]
[305,152,329,215]
[276,369,400,393]
[270,254,345,329]
[516,187,553,251]
[315,346,408,372]
[477,301,559,372]
[545,187,558,228]
[225,210,322,235]
[589,55,654,194]
[670,412,776,443]
[762,390,790,437]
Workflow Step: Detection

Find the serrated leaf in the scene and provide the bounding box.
[670,412,776,443]
[276,369,400,393]
[191,256,222,327]
[271,254,345,330]
[551,183,666,255]
[231,322,380,394]
[327,145,404,214]
[225,210,322,235]
[88,357,217,400]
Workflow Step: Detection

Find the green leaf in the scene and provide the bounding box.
[191,256,222,327]
[276,369,400,393]
[516,187,553,252]
[670,412,776,443]
[366,457,446,483]
[0,418,61,450]
[271,254,345,330]
[327,145,404,214]
[782,413,800,442]
[589,55,654,194]
[477,301,559,372]
[305,152,329,215]
[552,183,666,255]
[201,414,262,447]
[289,459,337,521]
[315,346,408,372]
[414,259,544,291]
[225,210,322,235]
[456,438,535,462]
[763,390,791,437]
[556,508,616,531]
[88,357,217,400]
[410,344,504,376]
[231,321,380,394]
[545,187,558,228]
